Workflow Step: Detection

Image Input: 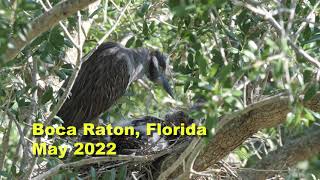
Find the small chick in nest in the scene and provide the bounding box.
[81,111,195,155]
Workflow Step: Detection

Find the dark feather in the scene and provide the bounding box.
[58,42,130,128]
[57,42,172,128]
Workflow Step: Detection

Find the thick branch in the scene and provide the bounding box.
[193,93,320,171]
[4,0,98,62]
[34,155,156,180]
[239,125,320,179]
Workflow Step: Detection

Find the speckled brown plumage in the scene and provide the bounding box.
[57,42,173,128]
[58,42,131,128]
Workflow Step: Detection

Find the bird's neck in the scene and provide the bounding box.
[128,48,151,83]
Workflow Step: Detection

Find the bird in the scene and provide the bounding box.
[81,111,194,154]
[57,42,174,128]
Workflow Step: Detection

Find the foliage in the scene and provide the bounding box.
[0,0,319,179]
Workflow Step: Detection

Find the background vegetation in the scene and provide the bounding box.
[0,0,319,179]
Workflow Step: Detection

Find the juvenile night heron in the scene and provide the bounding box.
[57,42,173,128]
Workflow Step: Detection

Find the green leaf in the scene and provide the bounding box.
[17,98,31,107]
[64,38,74,48]
[205,115,216,139]
[125,36,135,48]
[310,110,320,119]
[211,48,224,66]
[228,47,239,54]
[40,54,54,64]
[89,6,102,18]
[61,68,73,76]
[41,87,53,104]
[10,165,16,176]
[135,39,143,47]
[49,28,64,49]
[303,69,313,83]
[304,83,318,102]
[61,64,73,69]
[143,21,149,36]
[138,2,150,17]
[0,171,9,178]
[183,80,191,93]
[116,165,127,180]
[21,0,39,11]
[273,60,284,79]
[218,64,232,81]
[54,69,67,80]
[11,101,19,112]
[209,63,219,78]
[196,51,208,76]
[302,33,320,45]
[187,52,194,68]
[30,32,48,47]
[90,167,97,180]
[231,90,242,97]
[0,126,6,132]
[242,50,255,60]
[248,40,258,51]
[304,108,315,121]
[149,21,156,32]
[102,169,116,180]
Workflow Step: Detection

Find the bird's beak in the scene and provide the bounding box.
[159,75,174,99]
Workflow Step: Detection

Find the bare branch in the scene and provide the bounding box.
[23,8,86,180]
[103,0,109,23]
[294,1,320,42]
[286,0,297,32]
[15,55,39,171]
[8,111,30,161]
[0,119,13,171]
[157,138,201,180]
[236,1,320,69]
[64,1,101,65]
[0,91,15,172]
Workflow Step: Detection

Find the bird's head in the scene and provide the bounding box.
[147,50,174,98]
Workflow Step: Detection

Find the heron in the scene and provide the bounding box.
[57,42,173,128]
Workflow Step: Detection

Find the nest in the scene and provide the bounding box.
[33,111,196,179]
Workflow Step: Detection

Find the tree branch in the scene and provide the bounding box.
[0,118,13,171]
[34,137,191,179]
[235,1,320,69]
[4,0,98,62]
[81,1,130,63]
[23,8,87,180]
[157,137,201,180]
[192,92,320,171]
[239,125,320,179]
[34,155,157,180]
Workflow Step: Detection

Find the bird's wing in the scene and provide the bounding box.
[57,43,130,128]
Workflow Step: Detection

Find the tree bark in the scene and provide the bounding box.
[239,125,320,179]
[193,93,320,171]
